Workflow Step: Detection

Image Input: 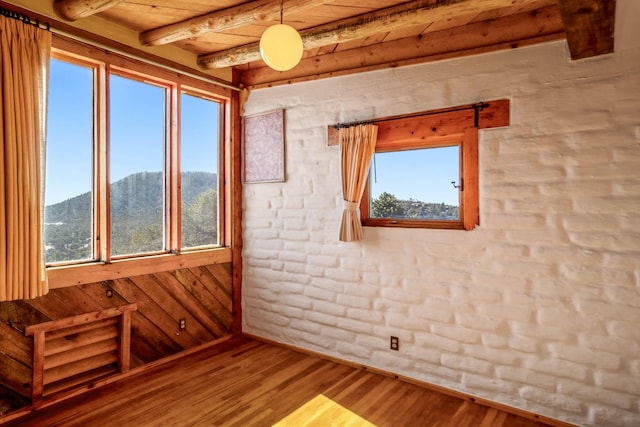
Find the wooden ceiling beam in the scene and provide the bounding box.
[557,0,616,60]
[198,0,542,69]
[242,5,565,88]
[53,0,126,21]
[139,0,327,47]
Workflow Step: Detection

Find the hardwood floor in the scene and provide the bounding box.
[4,336,562,427]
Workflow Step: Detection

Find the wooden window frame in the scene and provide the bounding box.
[342,100,510,231]
[177,87,226,250]
[361,131,476,230]
[106,66,174,259]
[46,35,234,287]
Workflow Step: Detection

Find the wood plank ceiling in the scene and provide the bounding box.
[51,0,615,88]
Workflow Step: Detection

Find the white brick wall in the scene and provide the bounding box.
[241,2,640,425]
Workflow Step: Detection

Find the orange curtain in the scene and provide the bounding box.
[339,124,378,242]
[0,17,51,301]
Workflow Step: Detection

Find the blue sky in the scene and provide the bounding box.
[45,58,219,205]
[370,146,460,206]
[46,59,92,205]
[109,74,164,183]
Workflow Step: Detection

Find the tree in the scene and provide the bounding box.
[44,171,217,262]
[129,223,163,254]
[182,188,218,247]
[371,192,404,218]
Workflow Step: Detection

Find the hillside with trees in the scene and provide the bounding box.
[44,171,217,263]
[371,192,458,220]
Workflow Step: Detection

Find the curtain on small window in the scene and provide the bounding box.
[339,123,378,242]
[0,17,51,301]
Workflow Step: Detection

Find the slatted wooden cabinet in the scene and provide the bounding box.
[24,304,137,403]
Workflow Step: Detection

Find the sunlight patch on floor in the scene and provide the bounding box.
[273,394,377,426]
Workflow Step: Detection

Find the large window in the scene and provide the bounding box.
[44,48,226,265]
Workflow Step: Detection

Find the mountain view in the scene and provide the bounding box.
[44,171,217,263]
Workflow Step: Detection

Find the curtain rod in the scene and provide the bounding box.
[0,5,50,31]
[333,102,490,130]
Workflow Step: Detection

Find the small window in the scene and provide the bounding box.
[368,145,461,224]
[339,101,509,231]
[360,121,480,230]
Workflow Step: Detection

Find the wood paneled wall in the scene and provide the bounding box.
[0,262,233,415]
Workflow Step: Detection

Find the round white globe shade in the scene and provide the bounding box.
[259,24,304,71]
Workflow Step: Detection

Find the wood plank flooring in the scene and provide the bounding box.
[4,336,560,427]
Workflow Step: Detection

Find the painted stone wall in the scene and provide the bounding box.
[241,2,640,426]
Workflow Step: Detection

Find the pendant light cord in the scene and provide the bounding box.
[280,0,284,24]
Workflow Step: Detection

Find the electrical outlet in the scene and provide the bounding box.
[179,319,187,330]
[390,336,399,351]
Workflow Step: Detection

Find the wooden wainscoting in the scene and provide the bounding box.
[0,262,233,415]
[3,336,574,427]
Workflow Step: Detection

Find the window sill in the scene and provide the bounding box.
[47,248,232,289]
[362,219,465,230]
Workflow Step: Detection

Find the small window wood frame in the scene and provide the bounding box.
[328,100,509,231]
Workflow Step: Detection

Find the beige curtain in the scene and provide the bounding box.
[339,123,378,242]
[0,17,51,301]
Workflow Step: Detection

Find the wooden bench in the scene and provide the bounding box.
[24,303,137,403]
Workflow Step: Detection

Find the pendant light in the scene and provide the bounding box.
[259,0,303,71]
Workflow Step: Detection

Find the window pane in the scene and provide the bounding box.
[370,146,460,220]
[44,59,94,263]
[110,75,165,256]
[180,93,220,248]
